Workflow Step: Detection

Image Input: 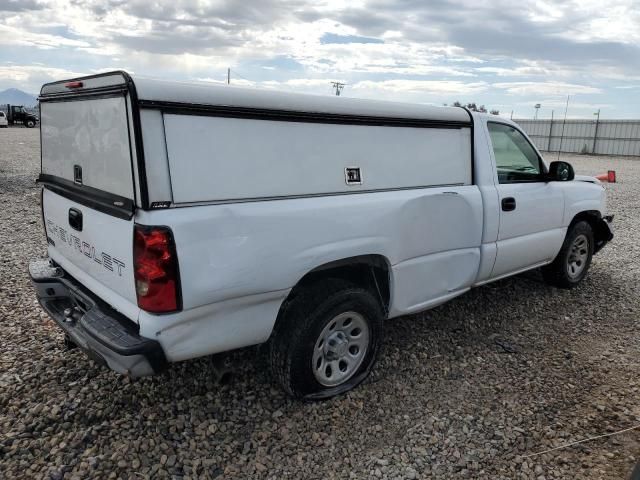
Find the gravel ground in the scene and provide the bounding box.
[1,127,639,480]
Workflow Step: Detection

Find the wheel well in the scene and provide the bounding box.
[570,210,609,248]
[571,210,601,229]
[286,255,391,315]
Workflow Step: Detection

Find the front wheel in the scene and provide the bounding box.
[269,279,384,400]
[542,220,594,289]
[25,119,36,128]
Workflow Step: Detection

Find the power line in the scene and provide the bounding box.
[226,68,254,85]
[233,70,253,83]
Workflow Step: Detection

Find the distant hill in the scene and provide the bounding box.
[0,88,38,107]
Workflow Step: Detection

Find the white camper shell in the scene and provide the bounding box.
[31,71,612,399]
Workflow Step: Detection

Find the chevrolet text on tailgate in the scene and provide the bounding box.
[30,71,613,399]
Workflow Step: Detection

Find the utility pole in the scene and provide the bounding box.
[557,95,570,161]
[592,109,601,154]
[547,110,554,151]
[331,81,345,96]
[510,110,514,120]
[227,68,230,85]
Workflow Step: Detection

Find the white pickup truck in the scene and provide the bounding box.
[30,71,613,399]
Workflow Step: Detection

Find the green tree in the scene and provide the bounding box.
[451,101,499,115]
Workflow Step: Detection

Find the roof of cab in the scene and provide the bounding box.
[41,70,471,124]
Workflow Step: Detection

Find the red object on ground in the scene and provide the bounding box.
[595,170,616,183]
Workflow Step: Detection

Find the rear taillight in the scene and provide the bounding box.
[133,225,181,313]
[64,81,84,89]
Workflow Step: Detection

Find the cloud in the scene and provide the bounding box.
[0,24,90,49]
[329,0,640,78]
[320,33,384,44]
[353,79,488,95]
[4,0,638,81]
[475,64,552,77]
[0,0,45,12]
[0,65,85,92]
[493,82,602,96]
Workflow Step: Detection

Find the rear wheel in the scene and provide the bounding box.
[269,279,383,400]
[542,220,594,289]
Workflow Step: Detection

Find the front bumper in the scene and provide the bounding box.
[594,215,614,254]
[29,258,166,377]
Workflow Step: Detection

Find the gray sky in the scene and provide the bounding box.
[1,0,639,118]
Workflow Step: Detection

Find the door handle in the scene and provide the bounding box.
[501,197,516,212]
[69,208,83,231]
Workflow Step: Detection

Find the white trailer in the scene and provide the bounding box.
[30,72,612,399]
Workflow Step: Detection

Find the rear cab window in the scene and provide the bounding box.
[488,122,544,183]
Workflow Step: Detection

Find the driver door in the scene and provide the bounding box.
[487,122,565,278]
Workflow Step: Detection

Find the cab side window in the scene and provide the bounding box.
[488,122,544,183]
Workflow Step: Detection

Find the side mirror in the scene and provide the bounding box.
[547,161,575,182]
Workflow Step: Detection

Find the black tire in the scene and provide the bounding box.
[25,119,36,128]
[542,220,594,289]
[269,279,384,400]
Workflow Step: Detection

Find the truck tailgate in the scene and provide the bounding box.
[43,189,139,320]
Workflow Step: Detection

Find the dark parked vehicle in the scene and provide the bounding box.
[3,104,38,127]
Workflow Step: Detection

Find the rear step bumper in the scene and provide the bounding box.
[29,258,166,377]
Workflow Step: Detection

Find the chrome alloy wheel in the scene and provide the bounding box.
[567,233,589,279]
[312,311,370,387]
